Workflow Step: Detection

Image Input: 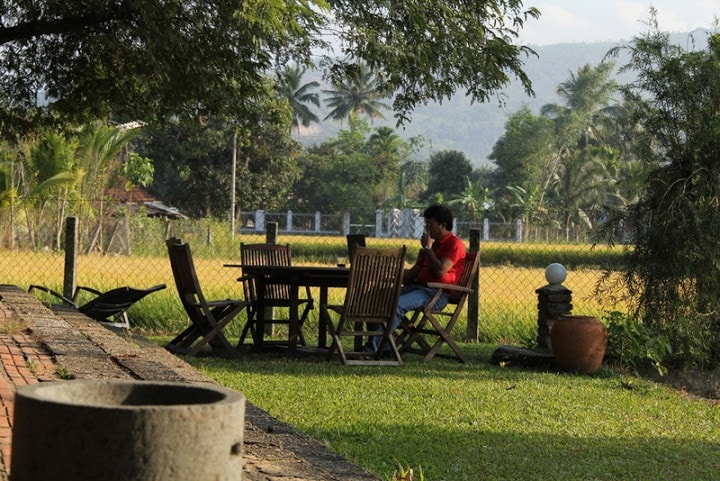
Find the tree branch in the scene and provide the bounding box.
[0,7,127,46]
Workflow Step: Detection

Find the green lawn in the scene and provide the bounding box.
[181,343,720,481]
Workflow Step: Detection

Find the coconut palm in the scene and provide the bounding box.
[323,63,390,123]
[276,65,320,134]
[539,62,621,240]
[74,121,140,252]
[541,62,618,149]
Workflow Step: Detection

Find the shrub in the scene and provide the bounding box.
[603,310,672,376]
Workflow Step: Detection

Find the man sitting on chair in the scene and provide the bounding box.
[365,204,466,353]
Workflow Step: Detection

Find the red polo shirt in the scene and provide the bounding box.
[416,232,466,284]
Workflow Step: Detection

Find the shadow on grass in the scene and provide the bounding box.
[317,424,720,481]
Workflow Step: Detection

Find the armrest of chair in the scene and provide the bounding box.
[28,285,79,308]
[425,282,473,295]
[204,299,248,308]
[75,285,104,297]
[423,282,473,312]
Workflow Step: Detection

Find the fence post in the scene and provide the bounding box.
[286,210,293,232]
[63,217,78,299]
[341,212,350,236]
[375,209,384,237]
[515,219,523,242]
[467,228,480,342]
[265,222,278,244]
[483,218,490,241]
[255,210,265,233]
[314,211,321,233]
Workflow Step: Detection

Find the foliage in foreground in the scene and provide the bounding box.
[183,343,720,481]
[607,28,720,367]
[0,1,539,134]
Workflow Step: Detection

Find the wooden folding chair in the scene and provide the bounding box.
[322,246,406,366]
[28,283,166,329]
[237,243,314,347]
[398,251,479,363]
[165,238,248,358]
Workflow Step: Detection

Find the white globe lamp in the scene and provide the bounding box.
[545,263,567,286]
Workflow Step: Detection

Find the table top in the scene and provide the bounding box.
[224,264,350,288]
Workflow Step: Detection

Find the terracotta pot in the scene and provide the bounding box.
[550,315,608,374]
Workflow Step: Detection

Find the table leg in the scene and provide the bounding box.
[318,287,329,349]
[288,284,300,351]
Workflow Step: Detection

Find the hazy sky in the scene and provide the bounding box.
[519,1,719,45]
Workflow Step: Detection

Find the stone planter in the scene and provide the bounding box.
[11,380,245,481]
[550,315,608,374]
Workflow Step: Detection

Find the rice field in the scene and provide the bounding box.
[0,238,626,345]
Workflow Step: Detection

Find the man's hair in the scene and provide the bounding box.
[423,204,454,230]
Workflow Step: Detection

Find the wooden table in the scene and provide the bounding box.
[225,265,350,350]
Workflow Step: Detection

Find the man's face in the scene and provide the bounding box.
[424,217,444,240]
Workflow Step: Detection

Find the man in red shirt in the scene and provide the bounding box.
[366,204,466,353]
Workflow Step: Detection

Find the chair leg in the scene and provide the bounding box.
[187,318,237,358]
[237,310,257,347]
[399,314,434,357]
[166,325,198,352]
[423,317,468,363]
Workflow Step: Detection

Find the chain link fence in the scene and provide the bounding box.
[0,207,628,344]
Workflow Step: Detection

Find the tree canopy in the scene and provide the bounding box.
[0,0,324,134]
[0,0,540,135]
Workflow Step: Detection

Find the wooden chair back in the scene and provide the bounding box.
[324,245,406,366]
[166,238,208,312]
[449,251,479,305]
[238,243,314,347]
[343,246,404,320]
[240,243,293,302]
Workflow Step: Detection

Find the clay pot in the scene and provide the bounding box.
[550,315,608,374]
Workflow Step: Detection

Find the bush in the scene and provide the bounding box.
[603,310,672,376]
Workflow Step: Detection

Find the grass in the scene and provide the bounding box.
[178,342,720,481]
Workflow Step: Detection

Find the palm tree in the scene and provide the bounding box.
[74,121,140,253]
[540,62,621,239]
[541,62,618,149]
[549,146,615,241]
[367,126,405,203]
[323,63,390,123]
[276,65,320,135]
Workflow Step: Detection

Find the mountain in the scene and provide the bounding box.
[296,29,711,167]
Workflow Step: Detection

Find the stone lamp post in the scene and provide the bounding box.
[535,263,572,350]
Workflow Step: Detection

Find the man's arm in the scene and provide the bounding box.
[402,257,423,283]
[423,249,454,278]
